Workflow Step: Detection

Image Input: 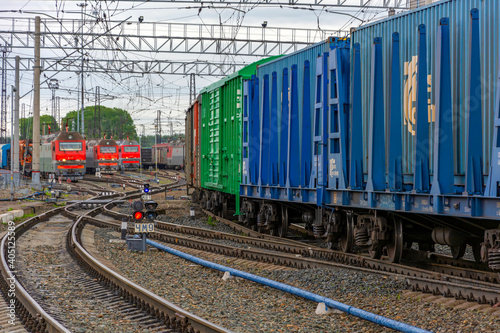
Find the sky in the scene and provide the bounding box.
[0,0,405,137]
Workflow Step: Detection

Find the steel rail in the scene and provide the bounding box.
[66,192,230,332]
[98,196,500,305]
[203,210,499,280]
[102,205,312,249]
[0,173,153,332]
[0,206,71,333]
[104,205,498,283]
[101,192,499,276]
[93,208,500,305]
[0,184,117,332]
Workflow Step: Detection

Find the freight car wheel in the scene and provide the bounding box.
[339,212,354,253]
[222,202,228,219]
[471,241,481,263]
[277,206,289,238]
[386,215,403,263]
[451,244,467,260]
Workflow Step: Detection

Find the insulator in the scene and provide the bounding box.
[313,224,325,238]
[355,226,369,246]
[488,247,500,271]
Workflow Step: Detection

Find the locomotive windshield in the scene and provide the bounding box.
[100,146,117,153]
[59,142,82,151]
[123,146,139,152]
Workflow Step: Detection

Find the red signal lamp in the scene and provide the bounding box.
[133,211,144,220]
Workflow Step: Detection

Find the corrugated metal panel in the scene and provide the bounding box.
[352,0,499,183]
[255,39,333,174]
[199,57,278,207]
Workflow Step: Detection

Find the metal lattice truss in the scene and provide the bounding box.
[115,0,409,9]
[5,57,244,76]
[0,18,349,57]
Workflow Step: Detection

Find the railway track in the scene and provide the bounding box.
[202,212,500,306]
[9,171,497,331]
[98,200,500,307]
[0,175,228,332]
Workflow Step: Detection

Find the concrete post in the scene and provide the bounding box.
[10,85,14,199]
[13,56,20,184]
[32,16,41,185]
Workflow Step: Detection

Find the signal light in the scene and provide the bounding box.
[144,200,158,220]
[143,184,150,193]
[145,211,157,220]
[144,200,158,210]
[131,200,144,211]
[131,200,144,221]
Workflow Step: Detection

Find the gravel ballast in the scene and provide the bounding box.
[94,227,500,333]
[15,215,165,332]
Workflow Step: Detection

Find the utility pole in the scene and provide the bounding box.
[140,124,145,179]
[13,56,19,184]
[93,86,96,138]
[21,103,25,139]
[10,85,15,199]
[48,78,59,130]
[76,75,80,132]
[78,2,87,136]
[0,43,10,143]
[189,73,196,105]
[97,86,101,138]
[154,122,158,183]
[56,96,60,130]
[157,110,162,144]
[32,16,41,185]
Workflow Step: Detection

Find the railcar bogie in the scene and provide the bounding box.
[197,189,235,220]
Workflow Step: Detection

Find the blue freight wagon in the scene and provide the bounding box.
[0,144,11,169]
[237,0,500,270]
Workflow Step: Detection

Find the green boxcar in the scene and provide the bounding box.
[199,56,280,215]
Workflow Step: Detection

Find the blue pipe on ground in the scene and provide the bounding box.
[0,192,43,201]
[146,239,433,333]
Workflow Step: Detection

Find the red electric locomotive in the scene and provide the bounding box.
[118,138,141,171]
[151,142,185,169]
[86,138,119,173]
[40,131,86,180]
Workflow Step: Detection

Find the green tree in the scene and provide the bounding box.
[19,115,60,139]
[62,106,138,140]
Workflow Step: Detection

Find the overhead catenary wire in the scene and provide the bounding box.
[1,0,377,130]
